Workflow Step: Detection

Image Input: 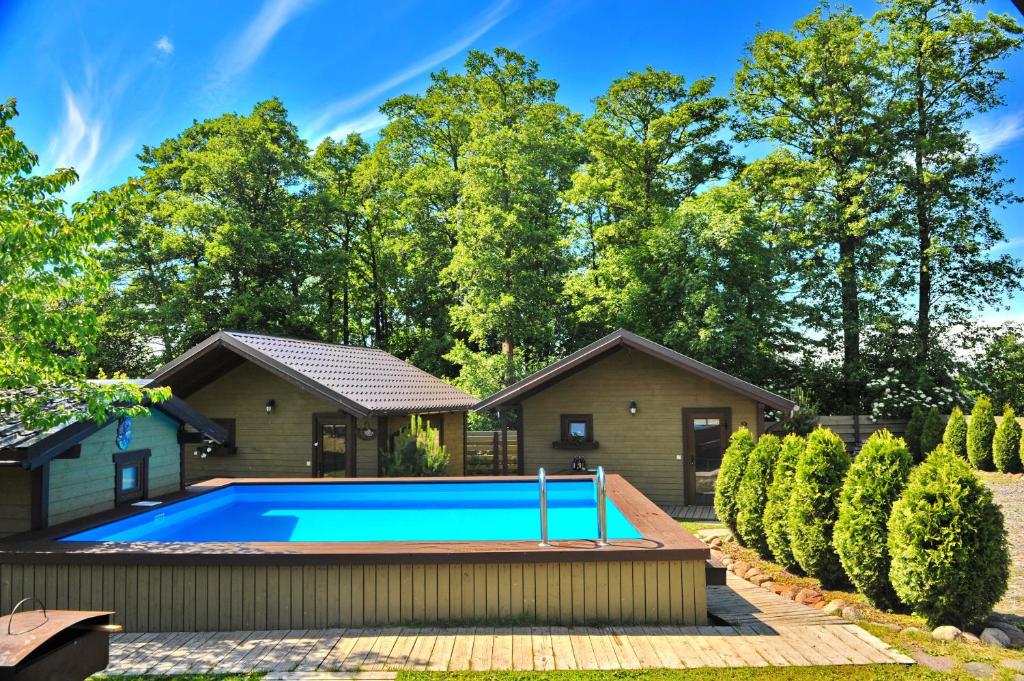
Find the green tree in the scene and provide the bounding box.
[992,404,1022,473]
[920,406,944,456]
[833,430,913,608]
[905,404,925,460]
[967,395,996,470]
[877,0,1023,370]
[445,49,584,385]
[565,66,734,336]
[0,99,164,429]
[943,405,968,457]
[734,5,897,414]
[735,434,782,556]
[713,427,756,538]
[963,323,1024,412]
[787,427,851,587]
[763,434,805,568]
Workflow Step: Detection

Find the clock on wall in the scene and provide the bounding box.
[116,416,133,450]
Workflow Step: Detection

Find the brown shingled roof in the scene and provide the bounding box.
[149,331,477,417]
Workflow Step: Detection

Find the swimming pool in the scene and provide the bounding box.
[61,480,641,543]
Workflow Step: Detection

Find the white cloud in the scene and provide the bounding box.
[48,84,102,179]
[321,111,388,142]
[968,112,1024,153]
[211,0,316,88]
[305,0,512,139]
[155,36,174,54]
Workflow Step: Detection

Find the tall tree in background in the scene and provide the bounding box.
[0,99,164,429]
[566,67,735,338]
[734,5,896,413]
[879,0,1022,375]
[446,48,584,385]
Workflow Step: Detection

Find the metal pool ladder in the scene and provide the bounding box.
[596,466,609,546]
[538,468,551,547]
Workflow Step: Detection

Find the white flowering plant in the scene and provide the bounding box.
[867,368,969,420]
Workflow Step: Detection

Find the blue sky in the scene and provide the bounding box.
[2,0,1023,316]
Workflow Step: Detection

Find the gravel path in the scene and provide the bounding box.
[983,472,1024,617]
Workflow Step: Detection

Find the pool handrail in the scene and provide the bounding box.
[596,466,609,546]
[538,467,551,547]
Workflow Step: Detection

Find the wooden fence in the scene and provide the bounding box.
[465,431,519,475]
[815,415,908,452]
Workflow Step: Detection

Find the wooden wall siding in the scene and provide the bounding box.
[521,350,758,506]
[0,469,32,538]
[48,411,181,527]
[183,361,343,480]
[0,559,706,632]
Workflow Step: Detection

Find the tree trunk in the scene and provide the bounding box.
[502,333,515,387]
[913,41,932,367]
[838,234,861,414]
[342,284,350,345]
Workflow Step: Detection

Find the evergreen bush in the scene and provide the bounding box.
[832,430,913,609]
[735,434,782,557]
[992,405,1022,473]
[714,427,756,539]
[904,404,924,462]
[380,415,450,476]
[943,406,968,458]
[888,445,1010,629]
[919,406,944,456]
[967,396,996,471]
[786,427,850,587]
[763,434,804,568]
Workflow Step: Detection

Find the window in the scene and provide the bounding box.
[555,414,598,448]
[113,449,151,505]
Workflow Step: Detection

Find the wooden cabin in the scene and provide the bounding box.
[148,331,477,482]
[0,386,226,537]
[474,330,796,507]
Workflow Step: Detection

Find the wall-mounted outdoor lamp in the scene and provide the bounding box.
[265,399,276,414]
[628,401,638,416]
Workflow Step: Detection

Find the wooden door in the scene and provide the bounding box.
[314,413,355,477]
[682,408,731,506]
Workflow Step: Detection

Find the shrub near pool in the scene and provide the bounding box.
[919,406,944,457]
[905,404,925,461]
[942,406,967,458]
[992,404,1022,473]
[888,445,1010,629]
[832,430,912,609]
[735,434,781,556]
[967,396,996,471]
[714,427,756,540]
[787,427,850,587]
[763,434,805,569]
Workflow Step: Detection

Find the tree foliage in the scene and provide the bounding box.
[992,404,1022,473]
[919,406,944,456]
[943,405,968,458]
[714,427,756,539]
[735,434,781,556]
[905,404,926,461]
[763,434,805,568]
[967,395,996,470]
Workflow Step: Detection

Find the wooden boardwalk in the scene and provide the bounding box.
[662,504,718,521]
[100,574,911,675]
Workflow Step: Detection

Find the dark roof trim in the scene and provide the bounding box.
[473,329,797,413]
[148,331,373,417]
[14,396,228,471]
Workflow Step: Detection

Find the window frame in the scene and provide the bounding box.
[112,448,151,506]
[555,413,598,449]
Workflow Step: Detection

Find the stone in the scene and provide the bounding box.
[961,632,980,644]
[814,600,827,609]
[822,600,846,616]
[749,574,769,586]
[795,588,822,605]
[901,626,924,636]
[732,561,750,575]
[963,661,995,679]
[709,548,724,560]
[841,607,862,621]
[878,623,901,632]
[760,581,775,591]
[980,627,1011,648]
[910,652,955,673]
[722,558,735,567]
[990,621,1024,649]
[931,625,963,641]
[780,588,797,600]
[1001,659,1024,672]
[709,537,723,548]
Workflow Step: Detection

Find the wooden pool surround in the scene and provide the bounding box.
[0,475,710,631]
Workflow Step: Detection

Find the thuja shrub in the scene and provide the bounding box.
[905,405,925,462]
[888,445,1010,629]
[992,405,1023,473]
[967,396,996,471]
[920,406,944,457]
[735,434,782,557]
[832,430,913,609]
[943,406,968,458]
[787,427,850,587]
[714,427,756,539]
[763,434,805,568]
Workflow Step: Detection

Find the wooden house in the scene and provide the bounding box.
[148,331,477,481]
[474,330,796,507]
[0,385,226,537]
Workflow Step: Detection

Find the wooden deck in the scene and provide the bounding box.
[100,573,912,675]
[662,505,718,522]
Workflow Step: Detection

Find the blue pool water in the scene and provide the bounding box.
[61,481,642,543]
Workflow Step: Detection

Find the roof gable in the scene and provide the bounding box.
[149,331,477,416]
[473,329,797,413]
